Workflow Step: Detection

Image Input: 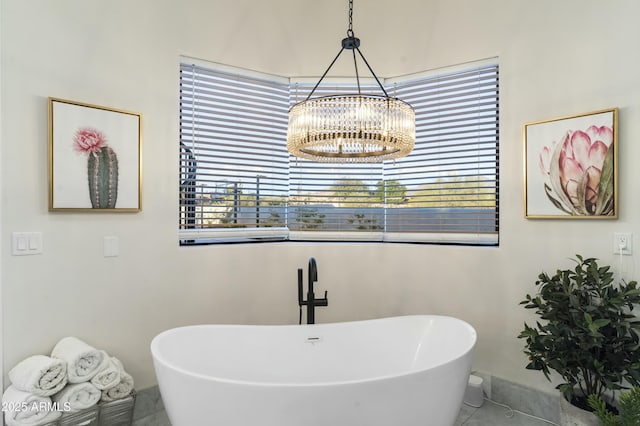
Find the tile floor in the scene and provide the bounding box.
[456,400,555,425]
[133,400,556,425]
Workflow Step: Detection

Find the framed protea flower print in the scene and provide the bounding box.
[48,98,142,212]
[524,108,618,218]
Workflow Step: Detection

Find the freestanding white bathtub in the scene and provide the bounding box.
[151,315,476,426]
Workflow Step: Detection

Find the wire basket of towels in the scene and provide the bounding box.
[40,392,136,426]
[97,391,136,426]
[2,337,136,426]
[55,405,99,426]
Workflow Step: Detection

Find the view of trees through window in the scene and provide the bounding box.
[181,176,495,228]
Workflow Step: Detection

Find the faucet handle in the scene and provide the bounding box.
[316,290,328,307]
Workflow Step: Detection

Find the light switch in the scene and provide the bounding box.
[12,232,43,255]
[29,234,39,250]
[17,235,27,251]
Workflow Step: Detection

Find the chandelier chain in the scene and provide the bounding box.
[347,0,354,37]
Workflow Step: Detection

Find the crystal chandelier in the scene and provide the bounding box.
[287,0,415,163]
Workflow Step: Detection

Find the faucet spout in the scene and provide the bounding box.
[308,257,318,288]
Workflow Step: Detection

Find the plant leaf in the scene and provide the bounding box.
[595,143,615,216]
[544,184,573,214]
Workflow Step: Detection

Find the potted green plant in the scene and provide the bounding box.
[588,386,640,425]
[518,255,640,425]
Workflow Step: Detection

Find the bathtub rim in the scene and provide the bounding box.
[150,314,477,388]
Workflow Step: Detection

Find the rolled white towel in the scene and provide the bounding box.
[8,355,67,397]
[90,351,121,390]
[52,382,101,413]
[100,357,134,402]
[2,385,62,426]
[51,337,104,383]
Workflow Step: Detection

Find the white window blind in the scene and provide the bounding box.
[179,61,499,245]
[179,63,290,243]
[383,64,499,244]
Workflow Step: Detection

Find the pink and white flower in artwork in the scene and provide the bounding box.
[538,125,614,216]
[73,127,107,155]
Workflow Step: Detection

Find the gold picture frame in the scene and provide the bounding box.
[524,108,618,219]
[49,98,142,212]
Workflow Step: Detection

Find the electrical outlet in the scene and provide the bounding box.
[613,232,632,255]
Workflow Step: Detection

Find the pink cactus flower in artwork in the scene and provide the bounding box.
[73,127,107,155]
[73,126,118,209]
[538,125,614,216]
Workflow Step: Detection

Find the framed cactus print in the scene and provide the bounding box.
[48,98,142,212]
[524,108,617,219]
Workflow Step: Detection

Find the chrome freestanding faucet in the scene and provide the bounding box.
[297,257,328,324]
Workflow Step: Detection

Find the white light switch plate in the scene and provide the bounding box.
[12,232,43,255]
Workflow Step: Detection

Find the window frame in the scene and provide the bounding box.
[179,57,499,246]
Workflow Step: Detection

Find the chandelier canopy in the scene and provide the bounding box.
[287,0,415,163]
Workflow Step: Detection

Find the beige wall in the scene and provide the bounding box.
[2,0,640,392]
